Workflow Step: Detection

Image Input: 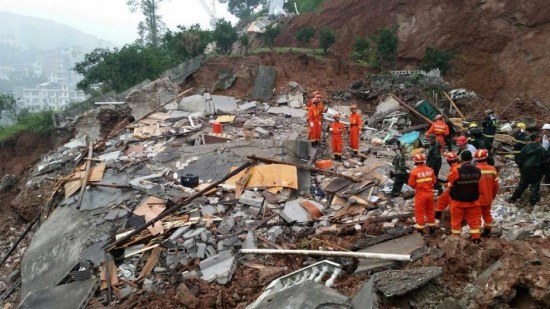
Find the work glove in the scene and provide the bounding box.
[435,211,442,220]
[329,127,334,132]
[309,122,314,127]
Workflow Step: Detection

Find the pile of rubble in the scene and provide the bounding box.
[1,76,549,309]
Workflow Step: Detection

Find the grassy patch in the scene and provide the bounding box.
[0,111,54,142]
[290,0,325,13]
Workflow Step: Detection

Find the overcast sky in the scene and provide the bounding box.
[1,0,238,45]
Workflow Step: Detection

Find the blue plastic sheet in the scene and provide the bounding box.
[399,131,420,145]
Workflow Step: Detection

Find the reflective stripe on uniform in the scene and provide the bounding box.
[484,223,492,228]
[417,177,433,183]
[427,222,436,227]
[513,139,526,144]
[483,134,495,138]
[415,224,425,229]
[481,170,497,175]
[451,229,461,234]
[470,229,480,234]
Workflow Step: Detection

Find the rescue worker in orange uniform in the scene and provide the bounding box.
[307,98,322,145]
[349,104,362,155]
[435,152,460,218]
[426,114,449,154]
[307,91,321,108]
[474,149,499,237]
[329,113,346,161]
[408,153,437,235]
[448,150,482,243]
[307,97,326,145]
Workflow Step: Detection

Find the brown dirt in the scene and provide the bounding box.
[275,0,550,109]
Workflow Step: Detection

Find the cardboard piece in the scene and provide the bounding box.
[215,115,236,123]
[225,164,298,190]
[133,196,167,235]
[64,163,107,199]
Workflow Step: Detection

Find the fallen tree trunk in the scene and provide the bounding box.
[240,248,411,261]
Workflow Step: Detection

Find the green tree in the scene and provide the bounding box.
[162,24,211,59]
[127,0,166,47]
[74,44,177,94]
[0,92,17,115]
[421,47,456,75]
[319,27,336,54]
[374,26,399,69]
[295,26,315,45]
[238,34,250,55]
[212,19,238,54]
[219,0,268,20]
[351,37,370,63]
[262,24,281,49]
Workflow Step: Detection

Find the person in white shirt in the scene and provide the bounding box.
[541,123,550,150]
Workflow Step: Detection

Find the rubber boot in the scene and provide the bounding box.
[481,228,491,238]
[428,226,436,236]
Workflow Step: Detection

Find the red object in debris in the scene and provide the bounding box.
[315,160,333,169]
[212,121,223,133]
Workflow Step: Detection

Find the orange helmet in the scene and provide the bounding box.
[474,149,489,161]
[350,104,358,110]
[456,136,467,146]
[445,151,458,162]
[413,153,426,163]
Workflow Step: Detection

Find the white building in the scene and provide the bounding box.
[20,82,87,111]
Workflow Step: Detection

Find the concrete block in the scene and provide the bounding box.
[183,227,206,239]
[199,251,237,285]
[212,95,238,114]
[18,279,99,309]
[239,190,264,207]
[197,243,207,259]
[182,238,195,249]
[169,226,191,241]
[239,102,258,111]
[243,231,257,250]
[255,127,271,137]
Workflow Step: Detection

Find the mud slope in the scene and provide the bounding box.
[277,0,550,106]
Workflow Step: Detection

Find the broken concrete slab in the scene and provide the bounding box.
[244,116,276,128]
[354,233,426,274]
[283,198,324,222]
[21,205,101,298]
[267,106,307,118]
[239,102,258,111]
[178,94,207,112]
[80,240,109,267]
[239,190,265,207]
[252,66,277,101]
[212,95,238,114]
[199,250,236,285]
[181,153,245,182]
[374,267,442,297]
[252,281,350,309]
[81,170,134,211]
[18,278,99,309]
[351,276,377,309]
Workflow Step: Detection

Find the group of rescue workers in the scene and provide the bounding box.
[307,91,550,244]
[394,109,550,243]
[306,91,362,161]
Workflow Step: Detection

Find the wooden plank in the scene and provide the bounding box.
[76,142,93,210]
[443,92,465,119]
[100,260,119,290]
[391,94,434,125]
[138,247,162,279]
[133,197,167,235]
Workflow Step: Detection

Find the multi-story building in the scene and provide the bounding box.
[20,82,87,111]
